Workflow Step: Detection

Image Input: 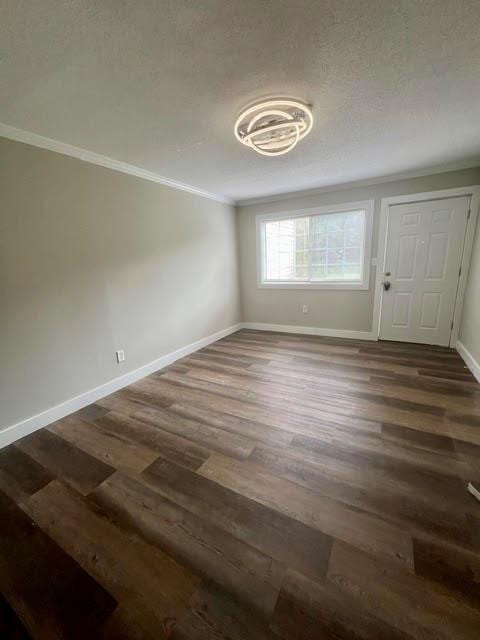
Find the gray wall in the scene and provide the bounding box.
[459,215,480,364]
[0,138,241,431]
[2,136,478,434]
[238,168,480,332]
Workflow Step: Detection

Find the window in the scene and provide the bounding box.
[257,201,373,289]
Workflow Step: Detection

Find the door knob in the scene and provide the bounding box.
[383,281,391,291]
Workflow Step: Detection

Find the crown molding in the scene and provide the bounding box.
[236,159,480,207]
[0,122,234,205]
[4,122,479,209]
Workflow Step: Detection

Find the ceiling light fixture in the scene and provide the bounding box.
[234,98,313,156]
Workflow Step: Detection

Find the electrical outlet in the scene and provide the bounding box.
[116,349,125,363]
[302,304,309,313]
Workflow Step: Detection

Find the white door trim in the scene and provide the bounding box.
[372,186,480,347]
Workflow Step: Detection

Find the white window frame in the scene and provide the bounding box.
[256,200,374,290]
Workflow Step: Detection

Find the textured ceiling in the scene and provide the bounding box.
[1,1,480,202]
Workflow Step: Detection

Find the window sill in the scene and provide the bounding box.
[258,281,370,291]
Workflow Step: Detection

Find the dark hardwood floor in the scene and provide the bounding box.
[1,329,480,639]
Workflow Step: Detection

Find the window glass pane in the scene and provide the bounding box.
[295,234,307,250]
[264,216,309,281]
[327,232,344,249]
[327,265,344,279]
[345,247,361,264]
[311,264,327,279]
[311,216,327,249]
[326,214,345,234]
[263,209,365,283]
[311,248,327,265]
[310,209,364,282]
[330,248,346,265]
[295,264,308,279]
[295,250,308,265]
[345,212,364,245]
[344,265,362,280]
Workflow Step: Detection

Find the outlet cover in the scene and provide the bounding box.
[116,349,125,363]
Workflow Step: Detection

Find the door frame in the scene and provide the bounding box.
[372,185,480,347]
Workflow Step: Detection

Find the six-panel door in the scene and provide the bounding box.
[379,196,470,346]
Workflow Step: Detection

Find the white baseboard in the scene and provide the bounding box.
[0,323,242,450]
[241,322,376,341]
[456,340,480,383]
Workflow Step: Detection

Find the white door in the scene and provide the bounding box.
[379,196,470,346]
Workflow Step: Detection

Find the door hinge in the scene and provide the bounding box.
[451,320,454,330]
[467,209,471,220]
[459,266,462,277]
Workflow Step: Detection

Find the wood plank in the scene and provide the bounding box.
[95,411,211,471]
[138,374,380,441]
[0,330,477,638]
[381,422,456,454]
[271,569,410,640]
[371,369,479,393]
[15,429,115,495]
[0,488,116,639]
[445,419,480,446]
[419,368,475,382]
[229,333,361,356]
[23,480,200,640]
[96,391,152,414]
[172,581,281,640]
[183,365,408,423]
[48,414,159,474]
[413,537,480,608]
[0,593,31,640]
[184,350,478,414]
[198,453,414,569]
[239,346,462,378]
[209,342,418,375]
[128,402,256,459]
[328,540,480,640]
[91,471,284,620]
[142,457,333,582]
[181,352,356,394]
[167,402,294,447]
[249,445,472,546]
[290,433,472,497]
[250,358,376,382]
[0,447,52,503]
[155,367,462,438]
[76,403,110,422]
